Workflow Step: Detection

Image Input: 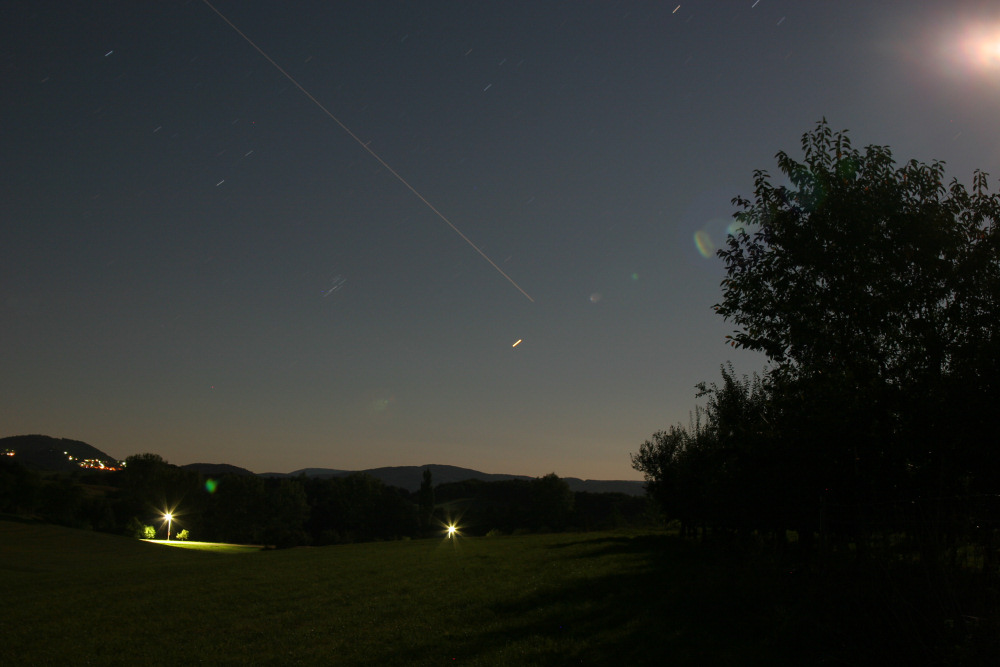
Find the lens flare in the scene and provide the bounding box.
[693,230,715,258]
[726,221,747,237]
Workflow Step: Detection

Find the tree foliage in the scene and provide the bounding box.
[303,473,418,545]
[636,121,1000,558]
[530,473,575,531]
[717,119,1000,500]
[418,468,435,530]
[632,365,770,537]
[0,458,40,515]
[205,475,310,547]
[717,119,999,382]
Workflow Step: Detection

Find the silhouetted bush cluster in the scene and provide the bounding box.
[433,474,650,535]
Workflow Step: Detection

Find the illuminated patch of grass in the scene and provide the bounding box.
[145,539,262,554]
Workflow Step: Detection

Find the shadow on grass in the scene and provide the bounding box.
[549,532,1000,662]
[371,533,997,666]
[367,534,827,666]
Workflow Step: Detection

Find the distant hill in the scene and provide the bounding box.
[1,435,120,471]
[180,463,255,477]
[2,434,646,495]
[260,467,353,479]
[263,464,645,496]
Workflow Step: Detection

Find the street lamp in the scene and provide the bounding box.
[164,513,173,541]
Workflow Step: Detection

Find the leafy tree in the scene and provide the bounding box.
[635,121,999,560]
[719,120,977,375]
[694,365,777,533]
[418,468,435,530]
[301,473,418,545]
[631,389,751,539]
[84,495,118,532]
[714,119,1000,542]
[570,491,650,531]
[206,475,310,546]
[123,517,156,540]
[125,517,146,539]
[38,479,86,527]
[176,529,189,541]
[631,425,695,533]
[0,458,40,515]
[530,473,574,531]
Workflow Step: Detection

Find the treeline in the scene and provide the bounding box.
[433,473,648,535]
[0,455,651,547]
[634,121,1000,572]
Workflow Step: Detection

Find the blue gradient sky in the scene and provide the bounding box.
[4,1,1000,478]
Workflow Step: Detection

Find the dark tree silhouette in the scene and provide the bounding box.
[302,473,418,544]
[204,475,310,547]
[630,424,700,536]
[0,458,40,515]
[418,468,435,530]
[637,121,1000,559]
[631,366,770,540]
[530,473,574,531]
[714,119,1000,547]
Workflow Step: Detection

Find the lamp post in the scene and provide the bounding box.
[164,513,173,541]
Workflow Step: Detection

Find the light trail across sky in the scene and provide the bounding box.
[200,0,535,302]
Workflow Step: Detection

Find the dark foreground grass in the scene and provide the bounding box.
[2,521,993,665]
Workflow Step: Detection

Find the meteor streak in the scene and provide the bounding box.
[200,1,534,302]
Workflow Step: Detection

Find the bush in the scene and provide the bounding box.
[125,517,155,540]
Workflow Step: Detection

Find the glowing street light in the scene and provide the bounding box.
[164,513,173,541]
[445,524,458,539]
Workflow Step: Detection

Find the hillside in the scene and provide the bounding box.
[263,463,645,496]
[0,435,120,471]
[1,434,645,495]
[180,462,255,477]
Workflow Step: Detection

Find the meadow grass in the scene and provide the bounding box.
[2,519,980,665]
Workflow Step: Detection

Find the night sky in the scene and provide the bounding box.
[4,1,1000,479]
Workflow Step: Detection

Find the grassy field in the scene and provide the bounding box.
[2,520,989,665]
